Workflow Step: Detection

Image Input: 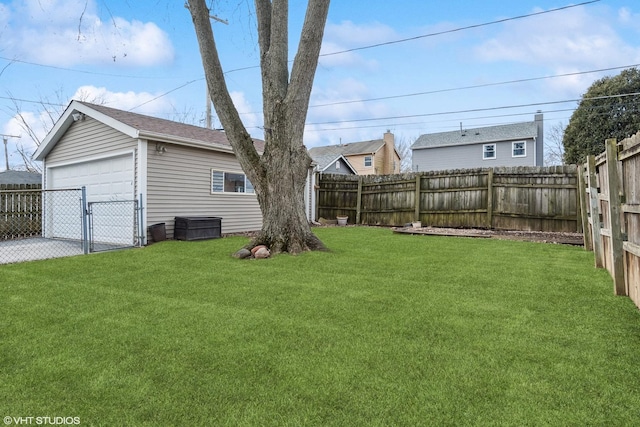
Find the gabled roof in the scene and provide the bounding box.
[0,170,42,185]
[309,149,357,173]
[308,138,385,161]
[411,121,538,150]
[34,100,265,161]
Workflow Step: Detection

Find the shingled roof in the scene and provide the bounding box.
[34,100,264,160]
[0,170,42,185]
[412,121,538,150]
[309,139,385,164]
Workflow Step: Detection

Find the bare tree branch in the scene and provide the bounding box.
[545,121,566,166]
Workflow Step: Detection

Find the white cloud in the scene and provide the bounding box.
[70,85,173,114]
[325,20,397,45]
[1,0,174,67]
[304,78,391,148]
[617,7,640,26]
[0,86,174,162]
[3,111,48,169]
[319,41,378,69]
[319,20,397,69]
[229,91,261,133]
[473,6,640,96]
[476,7,640,67]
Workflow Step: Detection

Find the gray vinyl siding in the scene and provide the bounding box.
[146,142,262,237]
[325,159,354,175]
[412,139,536,172]
[44,117,137,192]
[46,117,135,164]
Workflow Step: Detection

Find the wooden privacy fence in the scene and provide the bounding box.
[580,132,640,307]
[318,165,579,232]
[0,183,42,239]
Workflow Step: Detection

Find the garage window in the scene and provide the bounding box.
[211,170,255,194]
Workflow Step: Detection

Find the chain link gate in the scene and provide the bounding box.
[0,188,84,264]
[87,199,142,252]
[1,187,143,264]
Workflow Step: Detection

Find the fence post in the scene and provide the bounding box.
[355,176,363,225]
[138,193,145,246]
[486,168,494,229]
[587,155,604,268]
[414,174,421,222]
[577,163,592,250]
[605,139,626,296]
[81,186,89,255]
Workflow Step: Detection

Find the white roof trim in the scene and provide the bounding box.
[33,100,139,161]
[321,154,357,174]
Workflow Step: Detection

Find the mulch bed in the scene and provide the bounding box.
[225,225,585,246]
[393,226,584,246]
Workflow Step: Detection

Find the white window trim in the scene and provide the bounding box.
[512,141,526,158]
[364,155,373,167]
[483,144,496,160]
[211,169,255,195]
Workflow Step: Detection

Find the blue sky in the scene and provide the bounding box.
[1,0,639,169]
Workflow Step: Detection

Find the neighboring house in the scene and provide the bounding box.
[0,170,42,185]
[308,148,357,176]
[411,113,544,172]
[308,131,401,176]
[33,100,264,243]
[304,131,401,222]
[303,152,357,223]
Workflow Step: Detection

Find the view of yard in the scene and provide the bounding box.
[2,227,640,425]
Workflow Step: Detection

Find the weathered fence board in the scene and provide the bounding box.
[317,166,579,232]
[581,131,640,306]
[0,184,43,239]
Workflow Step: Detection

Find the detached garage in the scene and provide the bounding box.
[34,100,264,245]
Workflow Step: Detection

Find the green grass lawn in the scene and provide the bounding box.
[1,227,639,426]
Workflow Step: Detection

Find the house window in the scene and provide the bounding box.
[364,155,372,167]
[512,141,526,157]
[336,160,341,170]
[211,170,255,194]
[483,144,496,160]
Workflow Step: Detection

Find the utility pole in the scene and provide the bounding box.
[204,10,228,129]
[184,2,228,129]
[1,134,21,171]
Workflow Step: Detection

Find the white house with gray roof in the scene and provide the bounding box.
[411,113,543,172]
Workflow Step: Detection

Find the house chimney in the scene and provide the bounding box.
[383,130,396,174]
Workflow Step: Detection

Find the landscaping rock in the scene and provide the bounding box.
[254,247,271,259]
[233,248,252,259]
[251,245,267,256]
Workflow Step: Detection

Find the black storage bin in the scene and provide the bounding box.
[149,223,166,242]
[174,216,222,241]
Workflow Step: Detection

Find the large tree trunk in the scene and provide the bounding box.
[188,0,330,254]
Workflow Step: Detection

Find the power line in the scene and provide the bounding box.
[305,92,640,126]
[128,78,203,111]
[321,0,601,57]
[0,56,188,80]
[0,96,66,107]
[305,109,579,133]
[0,0,604,114]
[309,64,640,109]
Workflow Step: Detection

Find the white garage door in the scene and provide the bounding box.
[46,154,135,243]
[48,154,134,201]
